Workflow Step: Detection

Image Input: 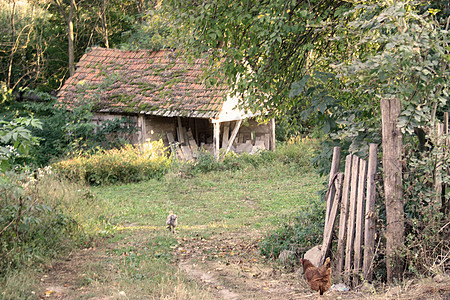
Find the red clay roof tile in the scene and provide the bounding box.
[58,48,228,118]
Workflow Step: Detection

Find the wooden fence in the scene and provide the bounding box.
[319,144,378,287]
[319,112,448,286]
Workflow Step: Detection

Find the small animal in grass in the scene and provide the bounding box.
[166,211,177,233]
[300,257,332,296]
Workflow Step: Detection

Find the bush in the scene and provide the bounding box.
[53,140,173,185]
[259,199,325,260]
[273,136,319,170]
[402,132,450,277]
[0,168,85,276]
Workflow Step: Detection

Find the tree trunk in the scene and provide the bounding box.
[101,0,109,48]
[7,0,16,88]
[380,98,404,283]
[55,0,76,76]
[68,0,75,76]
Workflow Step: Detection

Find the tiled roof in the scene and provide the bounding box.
[57,48,229,118]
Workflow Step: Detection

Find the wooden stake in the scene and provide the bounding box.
[326,147,341,230]
[320,173,344,265]
[363,143,378,281]
[337,154,353,275]
[345,155,360,285]
[354,158,367,286]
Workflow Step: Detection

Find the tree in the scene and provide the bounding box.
[53,0,76,76]
[162,0,352,114]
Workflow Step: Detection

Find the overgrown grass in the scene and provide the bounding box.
[53,137,319,186]
[0,168,113,298]
[1,138,324,299]
[53,140,172,185]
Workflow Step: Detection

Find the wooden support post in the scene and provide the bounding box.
[213,121,220,159]
[225,120,242,154]
[337,154,353,275]
[270,118,276,150]
[353,158,367,286]
[222,123,230,150]
[138,114,146,144]
[381,98,404,283]
[345,155,360,285]
[363,143,378,281]
[326,147,341,230]
[320,173,344,265]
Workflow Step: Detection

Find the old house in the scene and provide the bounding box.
[57,47,275,159]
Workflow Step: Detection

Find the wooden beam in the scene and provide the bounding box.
[337,154,353,275]
[225,120,242,154]
[213,121,220,159]
[270,118,276,150]
[177,117,185,144]
[363,143,378,281]
[138,114,146,144]
[222,123,230,149]
[353,157,367,287]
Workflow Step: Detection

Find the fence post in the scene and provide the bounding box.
[381,98,404,283]
[353,158,367,286]
[363,143,378,281]
[345,155,360,285]
[325,147,341,229]
[337,155,353,276]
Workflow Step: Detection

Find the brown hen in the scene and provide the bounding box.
[300,257,332,295]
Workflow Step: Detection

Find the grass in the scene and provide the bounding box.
[2,139,326,299]
[61,161,323,299]
[92,161,322,230]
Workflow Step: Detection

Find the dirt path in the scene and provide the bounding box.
[175,229,309,300]
[39,228,450,300]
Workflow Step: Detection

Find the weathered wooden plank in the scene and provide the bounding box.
[345,155,360,285]
[363,143,378,281]
[225,120,242,154]
[181,144,193,161]
[353,157,367,286]
[381,98,404,283]
[264,133,270,150]
[320,173,344,265]
[326,147,341,230]
[337,154,353,275]
[177,117,185,144]
[166,132,177,156]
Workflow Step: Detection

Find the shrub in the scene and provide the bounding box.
[53,140,173,185]
[259,199,325,260]
[0,168,84,276]
[273,136,319,171]
[402,131,450,277]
